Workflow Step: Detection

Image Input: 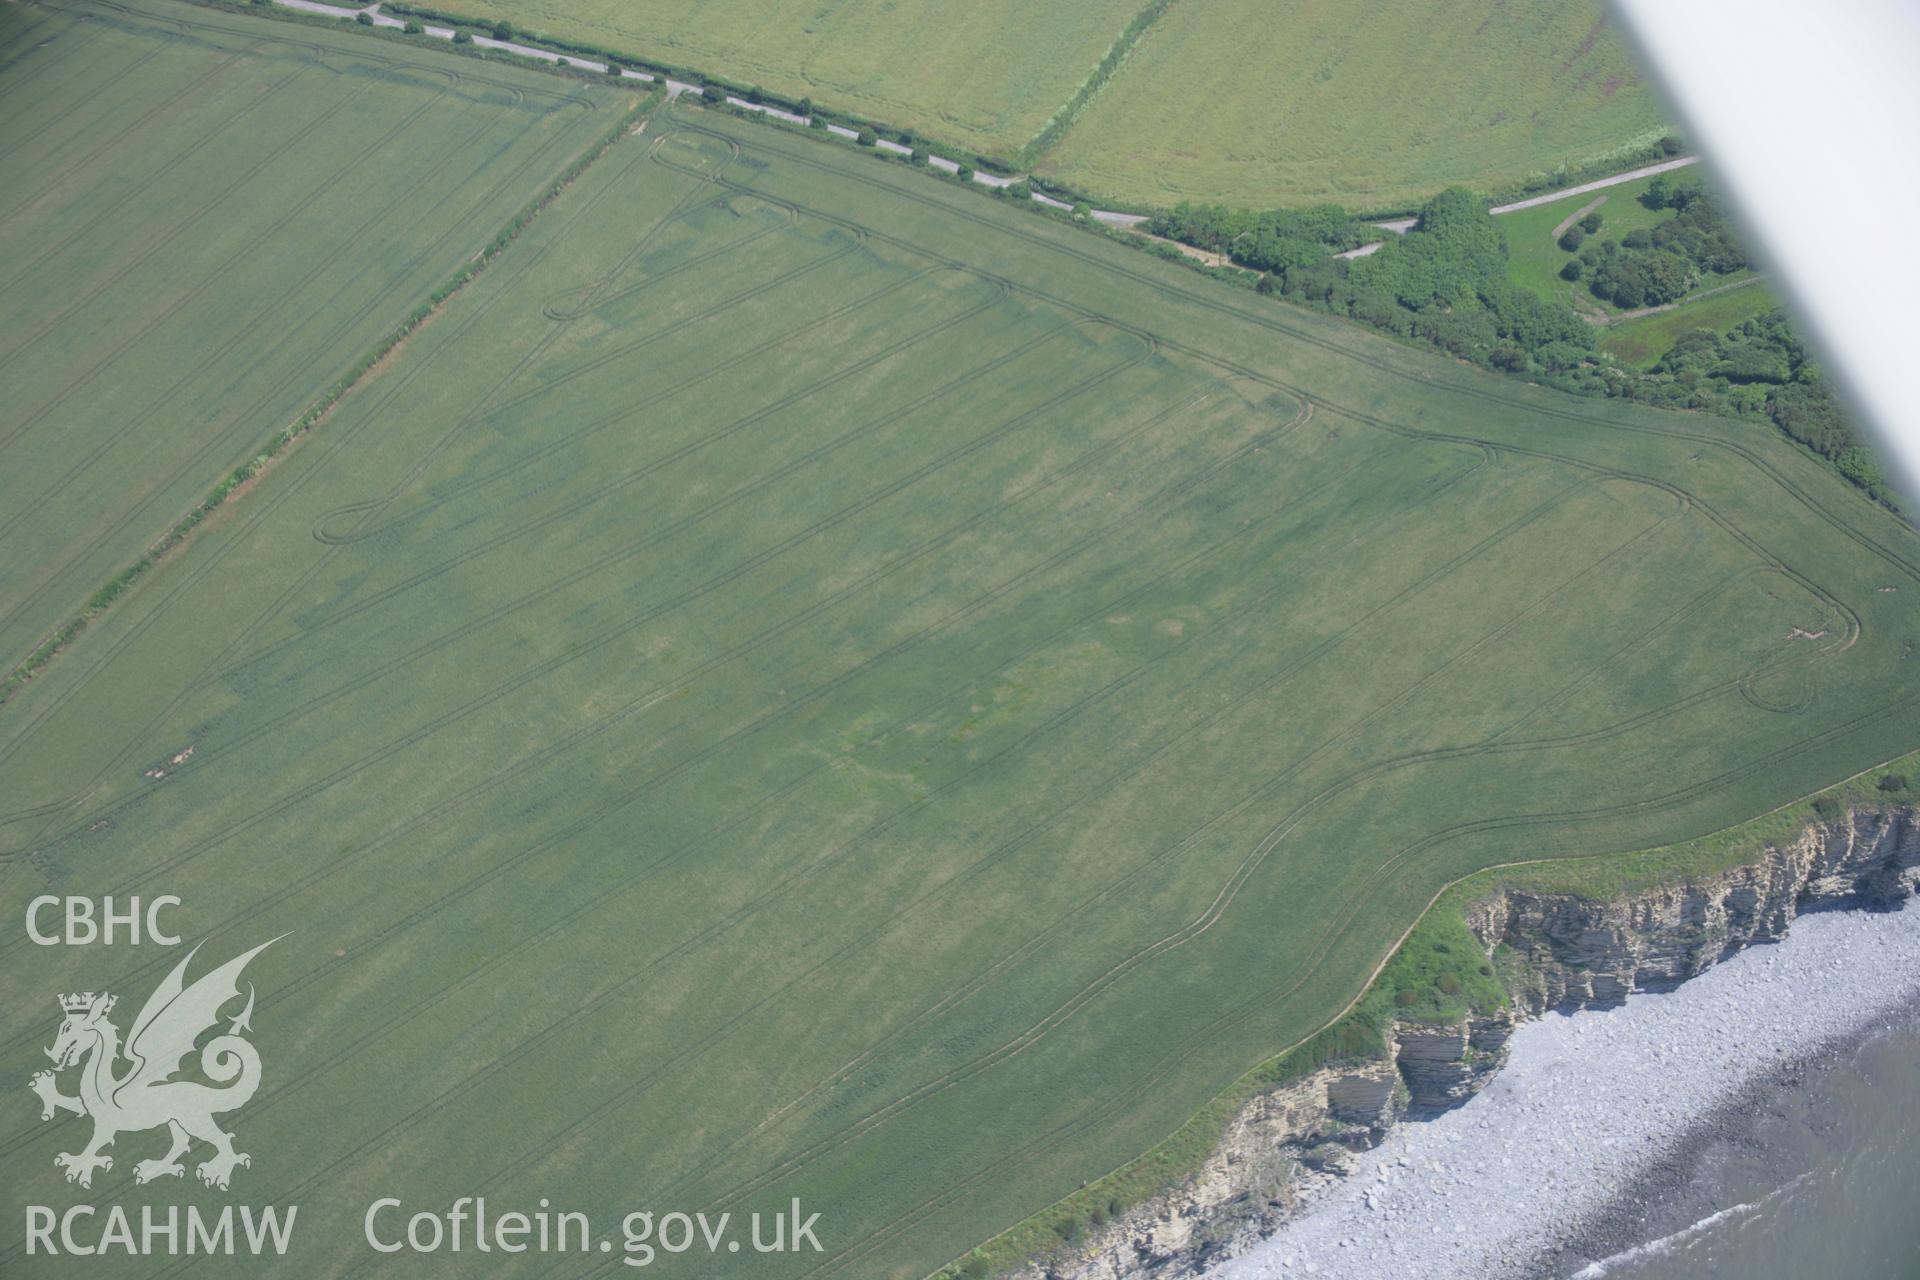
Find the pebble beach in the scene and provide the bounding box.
[1209,899,1920,1279]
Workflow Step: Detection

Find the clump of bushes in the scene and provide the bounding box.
[1569,185,1744,310]
[1647,309,1884,501]
[1640,173,1695,210]
[1879,774,1908,792]
[1582,244,1697,308]
[1149,199,1371,270]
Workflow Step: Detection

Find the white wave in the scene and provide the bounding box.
[1571,1171,1811,1278]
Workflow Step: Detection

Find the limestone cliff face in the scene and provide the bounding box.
[1009,804,1917,1280]
[1470,807,1920,1017]
[1394,1014,1514,1114]
[1009,1057,1405,1280]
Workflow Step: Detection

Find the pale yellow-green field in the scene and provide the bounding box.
[1034,0,1671,211]
[421,0,1670,210]
[1036,1,1666,210]
[428,0,1142,157]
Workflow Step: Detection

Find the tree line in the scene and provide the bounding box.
[1139,184,1885,507]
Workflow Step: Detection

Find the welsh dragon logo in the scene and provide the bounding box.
[29,938,279,1191]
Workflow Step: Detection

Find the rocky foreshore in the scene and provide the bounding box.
[1008,803,1920,1280]
[1215,901,1920,1279]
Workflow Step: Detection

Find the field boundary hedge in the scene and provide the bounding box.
[371,0,1676,219]
[1017,0,1174,169]
[208,0,644,83]
[213,0,1690,223]
[380,0,1030,178]
[0,68,659,708]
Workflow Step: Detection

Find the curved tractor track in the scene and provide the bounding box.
[0,60,1911,1280]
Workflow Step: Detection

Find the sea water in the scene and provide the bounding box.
[1579,1006,1920,1280]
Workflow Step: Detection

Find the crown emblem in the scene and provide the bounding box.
[36,938,280,1193]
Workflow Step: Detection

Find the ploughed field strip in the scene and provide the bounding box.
[4,92,1920,1278]
[0,0,628,674]
[424,0,1146,160]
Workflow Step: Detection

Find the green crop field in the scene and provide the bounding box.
[425,0,1143,159]
[5,62,1919,1280]
[0,0,629,679]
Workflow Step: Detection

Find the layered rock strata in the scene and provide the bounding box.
[1011,805,1918,1280]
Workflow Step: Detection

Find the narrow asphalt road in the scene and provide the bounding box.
[1488,154,1700,214]
[1340,156,1703,258]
